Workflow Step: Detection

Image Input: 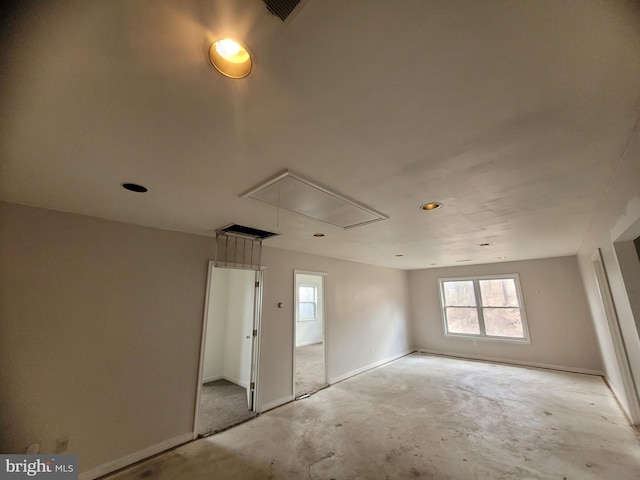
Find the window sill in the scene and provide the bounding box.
[444,333,531,345]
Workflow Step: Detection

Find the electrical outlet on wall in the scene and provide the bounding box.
[26,443,40,454]
[55,436,69,453]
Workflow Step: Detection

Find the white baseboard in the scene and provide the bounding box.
[329,349,416,385]
[79,432,192,480]
[416,348,604,377]
[202,374,223,384]
[296,340,323,348]
[259,395,294,413]
[223,375,248,389]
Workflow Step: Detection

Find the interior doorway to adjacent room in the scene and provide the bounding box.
[195,262,262,436]
[294,271,328,398]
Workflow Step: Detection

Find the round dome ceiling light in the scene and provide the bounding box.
[209,38,252,79]
[122,183,148,193]
[420,202,442,211]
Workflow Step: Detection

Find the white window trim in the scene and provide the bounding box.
[297,284,318,322]
[438,273,531,344]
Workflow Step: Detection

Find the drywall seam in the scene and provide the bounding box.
[328,349,416,385]
[78,432,193,480]
[417,348,604,376]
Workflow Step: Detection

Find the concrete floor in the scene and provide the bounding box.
[106,354,640,479]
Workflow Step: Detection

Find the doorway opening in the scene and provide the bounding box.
[294,271,328,398]
[195,262,262,436]
[592,249,640,424]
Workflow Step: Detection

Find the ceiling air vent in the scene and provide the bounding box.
[263,0,301,21]
[214,224,277,270]
[218,224,279,239]
[241,170,388,229]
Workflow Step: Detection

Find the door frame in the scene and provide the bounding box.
[193,261,264,438]
[591,249,640,423]
[292,270,328,398]
[248,268,264,410]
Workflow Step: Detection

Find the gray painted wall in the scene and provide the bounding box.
[409,256,603,374]
[576,128,640,422]
[0,202,412,478]
[0,202,213,474]
[258,246,413,409]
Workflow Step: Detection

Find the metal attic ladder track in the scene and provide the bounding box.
[263,0,301,21]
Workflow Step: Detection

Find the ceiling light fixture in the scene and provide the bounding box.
[122,183,148,193]
[479,243,491,247]
[420,202,442,211]
[395,254,404,257]
[498,256,507,259]
[209,38,252,79]
[313,233,325,237]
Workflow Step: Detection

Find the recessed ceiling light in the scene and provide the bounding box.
[209,38,252,79]
[420,202,442,211]
[122,183,148,193]
[313,233,325,237]
[479,243,491,247]
[395,254,404,257]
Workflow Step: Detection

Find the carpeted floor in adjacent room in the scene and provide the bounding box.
[295,342,327,397]
[198,379,257,436]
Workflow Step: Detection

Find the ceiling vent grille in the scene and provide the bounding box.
[263,0,301,21]
[214,224,277,270]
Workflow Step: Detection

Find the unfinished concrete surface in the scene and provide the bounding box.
[106,354,640,479]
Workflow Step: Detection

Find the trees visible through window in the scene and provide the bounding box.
[298,285,317,321]
[439,274,529,342]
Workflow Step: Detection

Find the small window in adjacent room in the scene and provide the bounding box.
[439,274,530,342]
[298,284,317,321]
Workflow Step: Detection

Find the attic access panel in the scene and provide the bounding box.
[241,171,388,229]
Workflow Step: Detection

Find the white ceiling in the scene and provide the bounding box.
[2,0,639,269]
